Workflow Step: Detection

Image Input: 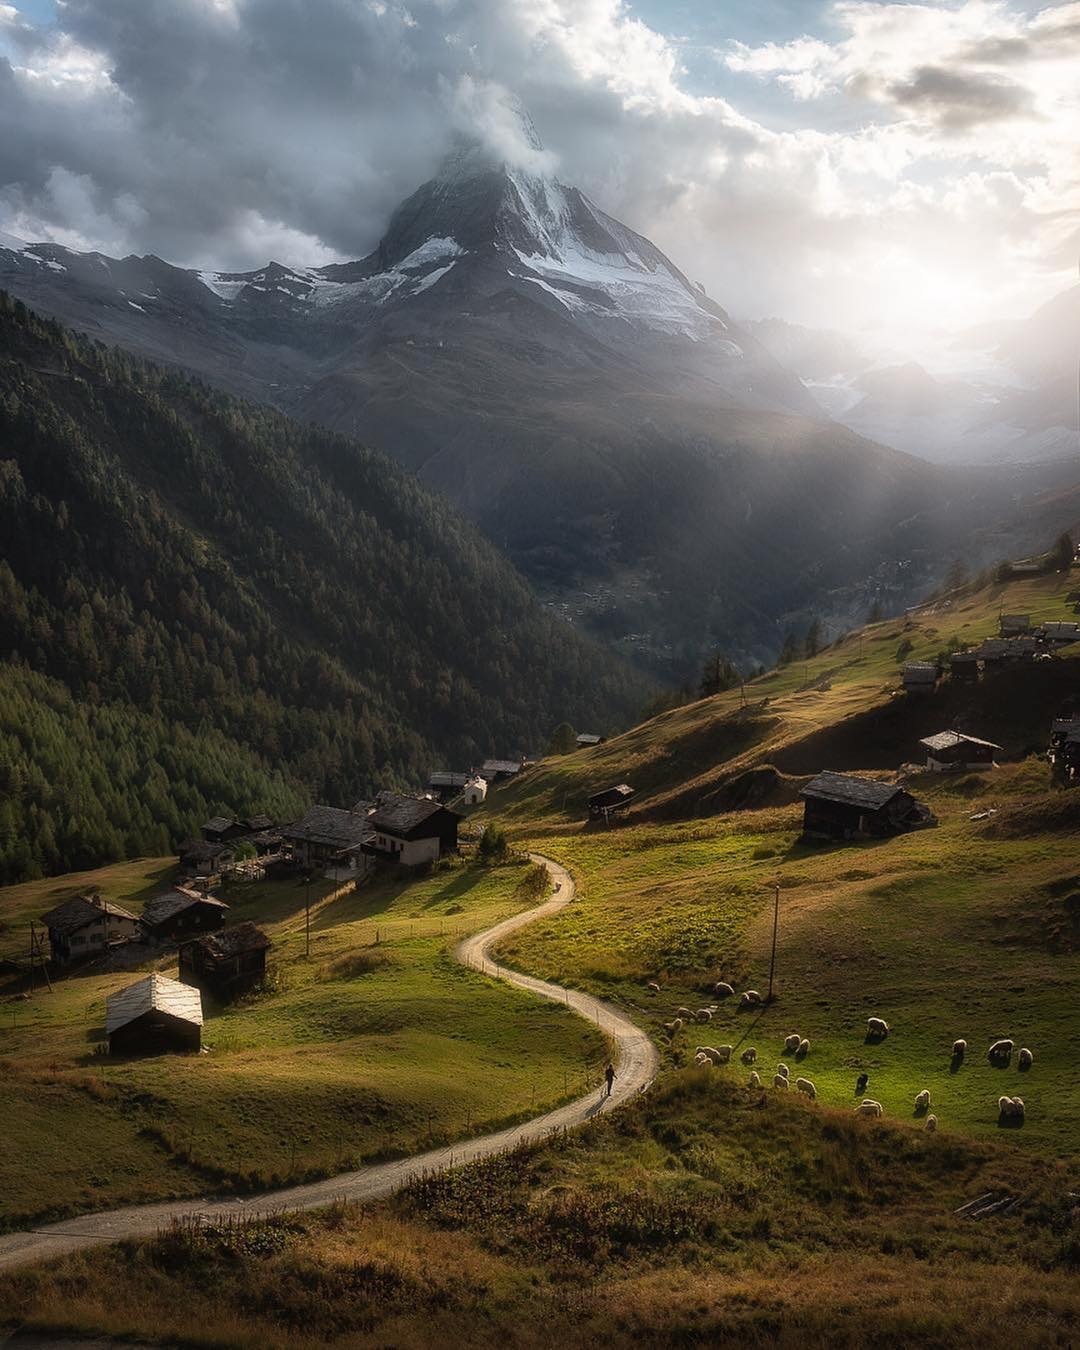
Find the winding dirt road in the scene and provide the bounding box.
[0,854,658,1272]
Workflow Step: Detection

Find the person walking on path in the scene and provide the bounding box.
[604,1063,616,1097]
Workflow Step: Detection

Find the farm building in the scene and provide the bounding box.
[901,662,940,694]
[1000,614,1031,637]
[919,731,1001,772]
[200,816,251,844]
[975,639,1009,665]
[1040,621,1080,645]
[576,733,605,748]
[481,758,524,783]
[177,838,236,880]
[140,888,229,943]
[948,651,980,682]
[279,804,375,872]
[587,784,635,821]
[40,895,141,966]
[365,794,460,866]
[426,772,471,803]
[106,973,203,1056]
[800,771,935,842]
[179,923,271,1001]
[462,775,488,805]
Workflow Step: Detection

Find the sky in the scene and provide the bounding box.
[1,0,1078,346]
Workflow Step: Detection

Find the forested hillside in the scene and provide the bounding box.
[0,294,649,881]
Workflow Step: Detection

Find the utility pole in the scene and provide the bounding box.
[305,867,312,959]
[767,884,780,1002]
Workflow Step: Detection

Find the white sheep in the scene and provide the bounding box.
[952,1039,966,1057]
[797,1038,810,1057]
[715,1044,733,1063]
[773,1073,789,1089]
[740,1047,757,1065]
[1018,1047,1033,1070]
[675,1006,693,1019]
[776,1063,789,1079]
[924,1114,938,1133]
[998,1095,1025,1121]
[795,1077,817,1100]
[740,989,763,1008]
[694,1052,710,1067]
[988,1038,1014,1063]
[696,1045,731,1065]
[663,1018,683,1035]
[783,1033,801,1052]
[914,1089,931,1111]
[867,1017,889,1038]
[714,981,735,998]
[748,1070,762,1088]
[646,981,661,994]
[856,1099,884,1117]
[695,1008,713,1023]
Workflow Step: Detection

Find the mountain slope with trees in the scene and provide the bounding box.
[0,293,650,881]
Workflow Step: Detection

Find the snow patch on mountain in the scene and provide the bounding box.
[197,271,248,301]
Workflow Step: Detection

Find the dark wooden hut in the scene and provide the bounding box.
[800,771,934,842]
[106,973,203,1055]
[140,889,229,943]
[919,731,1000,771]
[179,923,271,1001]
[587,783,635,821]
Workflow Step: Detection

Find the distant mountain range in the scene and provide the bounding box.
[2,127,1077,675]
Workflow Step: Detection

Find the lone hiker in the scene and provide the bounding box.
[604,1063,616,1096]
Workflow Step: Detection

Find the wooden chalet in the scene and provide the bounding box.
[576,733,605,748]
[179,922,271,1001]
[426,771,471,803]
[140,888,229,943]
[919,731,1000,772]
[1000,614,1031,637]
[800,771,935,842]
[901,662,940,694]
[975,639,1009,665]
[177,838,236,880]
[40,895,140,966]
[365,794,460,866]
[1040,621,1080,645]
[948,651,980,682]
[278,804,375,872]
[481,758,523,783]
[106,973,203,1056]
[587,783,635,821]
[201,815,251,844]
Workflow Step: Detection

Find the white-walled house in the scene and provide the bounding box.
[40,895,141,966]
[364,794,461,867]
[462,775,488,805]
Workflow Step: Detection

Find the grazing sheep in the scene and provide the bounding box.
[748,1070,762,1088]
[951,1039,966,1058]
[914,1089,931,1111]
[741,1047,757,1065]
[696,1045,731,1065]
[695,1008,713,1023]
[784,1033,801,1052]
[773,1073,790,1089]
[797,1038,810,1057]
[867,1017,890,1038]
[715,1044,733,1063]
[646,981,661,994]
[676,1006,693,1019]
[776,1063,790,1079]
[714,981,735,998]
[924,1114,938,1133]
[694,1053,710,1067]
[998,1095,1025,1121]
[663,1019,683,1035]
[1018,1047,1033,1070]
[795,1077,817,1100]
[988,1038,1014,1064]
[856,1099,884,1118]
[739,989,763,1008]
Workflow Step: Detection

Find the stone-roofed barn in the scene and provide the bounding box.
[800,771,935,842]
[106,973,203,1056]
[365,794,460,866]
[278,804,375,872]
[140,888,229,943]
[179,922,271,1001]
[919,731,1001,772]
[587,783,635,820]
[40,895,140,966]
[901,661,940,694]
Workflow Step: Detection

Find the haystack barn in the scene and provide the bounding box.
[800,771,934,842]
[948,651,980,682]
[106,973,203,1056]
[481,758,523,783]
[177,838,236,880]
[1000,614,1031,637]
[179,923,271,1001]
[200,816,250,844]
[365,795,460,866]
[975,639,1009,666]
[576,733,605,748]
[426,771,471,803]
[140,889,229,943]
[1041,621,1080,645]
[901,662,940,694]
[919,731,1001,772]
[587,783,635,820]
[40,895,140,966]
[279,804,374,872]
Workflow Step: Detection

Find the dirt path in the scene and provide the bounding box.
[0,854,658,1272]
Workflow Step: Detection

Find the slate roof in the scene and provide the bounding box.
[279,804,374,849]
[243,814,273,832]
[588,783,635,807]
[919,731,1001,753]
[178,838,234,863]
[141,890,229,929]
[186,922,271,961]
[801,772,904,810]
[428,772,470,788]
[1041,622,1080,640]
[40,896,139,937]
[976,640,1009,659]
[369,794,455,835]
[902,662,939,683]
[202,815,236,834]
[576,733,602,745]
[1000,614,1031,629]
[106,973,203,1035]
[481,758,523,776]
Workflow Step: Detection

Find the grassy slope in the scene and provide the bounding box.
[0,858,605,1229]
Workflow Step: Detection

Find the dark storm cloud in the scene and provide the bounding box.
[886,64,1035,131]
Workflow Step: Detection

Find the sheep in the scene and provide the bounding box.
[924,1114,938,1133]
[696,1045,731,1065]
[776,1062,790,1079]
[715,1044,733,1063]
[856,1099,884,1118]
[773,1073,790,1089]
[987,1038,1014,1064]
[795,1077,817,1100]
[662,1018,683,1035]
[951,1038,966,1057]
[714,981,735,998]
[694,1052,710,1067]
[675,1006,693,1019]
[739,989,763,1008]
[914,1089,931,1112]
[998,1095,1025,1121]
[646,981,661,995]
[783,1033,801,1052]
[740,1047,757,1065]
[1018,1047,1034,1070]
[796,1038,810,1058]
[748,1070,762,1088]
[695,1008,713,1023]
[867,1017,889,1038]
